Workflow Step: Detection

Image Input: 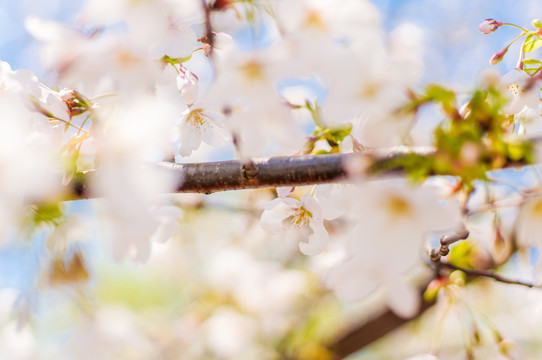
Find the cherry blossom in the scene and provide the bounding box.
[177,105,230,157]
[207,48,303,157]
[62,307,155,360]
[516,104,542,134]
[515,195,542,249]
[274,0,380,41]
[0,74,60,242]
[24,17,89,73]
[324,181,462,317]
[80,0,200,59]
[91,98,182,262]
[500,69,539,116]
[174,64,230,157]
[260,194,328,256]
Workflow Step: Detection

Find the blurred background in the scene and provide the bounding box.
[1,1,542,359]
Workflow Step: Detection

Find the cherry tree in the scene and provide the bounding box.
[1,0,542,359]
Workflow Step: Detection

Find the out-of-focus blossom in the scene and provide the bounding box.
[516,103,542,134]
[516,195,542,249]
[11,68,71,122]
[204,306,258,357]
[207,48,303,157]
[80,0,200,59]
[405,355,439,360]
[92,98,183,262]
[324,181,462,317]
[199,32,234,56]
[62,307,155,360]
[24,17,89,73]
[0,92,60,242]
[46,215,91,253]
[274,0,380,41]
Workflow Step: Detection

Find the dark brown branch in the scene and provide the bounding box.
[64,144,535,199]
[330,287,435,359]
[65,148,436,200]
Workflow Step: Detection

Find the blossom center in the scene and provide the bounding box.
[386,194,412,219]
[288,207,312,228]
[187,109,205,127]
[240,60,265,84]
[115,50,141,67]
[507,83,525,96]
[359,82,380,99]
[532,198,542,216]
[305,10,326,30]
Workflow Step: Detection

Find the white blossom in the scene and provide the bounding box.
[260,194,328,256]
[80,0,200,59]
[207,48,303,157]
[501,69,539,116]
[324,181,462,317]
[92,97,182,262]
[177,106,229,157]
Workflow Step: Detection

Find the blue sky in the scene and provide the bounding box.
[2,0,542,87]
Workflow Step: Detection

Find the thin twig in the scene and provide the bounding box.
[202,0,214,60]
[438,261,536,288]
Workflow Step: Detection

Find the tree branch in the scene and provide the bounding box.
[65,148,439,199]
[64,143,535,200]
[330,288,435,359]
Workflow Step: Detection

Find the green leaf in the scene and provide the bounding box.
[523,58,541,66]
[32,203,64,226]
[424,84,455,103]
[424,84,457,117]
[524,67,541,75]
[448,240,477,270]
[322,123,353,143]
[161,54,193,65]
[533,19,542,28]
[523,37,542,53]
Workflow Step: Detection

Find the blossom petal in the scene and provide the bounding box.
[385,276,420,318]
[299,221,328,256]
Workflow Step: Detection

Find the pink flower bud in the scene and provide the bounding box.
[177,65,199,106]
[489,47,508,65]
[59,88,76,102]
[478,19,502,34]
